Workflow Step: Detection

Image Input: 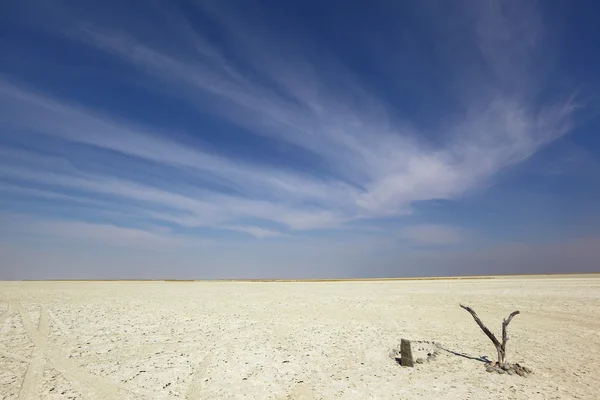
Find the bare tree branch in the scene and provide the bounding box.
[459,304,501,347]
[501,310,520,352]
[460,304,520,367]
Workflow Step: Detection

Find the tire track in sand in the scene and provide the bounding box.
[15,303,130,399]
[47,308,77,345]
[185,320,322,400]
[14,301,221,400]
[185,322,261,399]
[0,299,31,370]
[0,296,11,329]
[16,302,50,400]
[45,308,181,399]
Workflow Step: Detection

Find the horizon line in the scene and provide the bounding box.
[6,272,599,283]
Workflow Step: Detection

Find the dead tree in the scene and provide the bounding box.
[459,304,520,368]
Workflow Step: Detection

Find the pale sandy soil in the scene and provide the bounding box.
[0,276,599,400]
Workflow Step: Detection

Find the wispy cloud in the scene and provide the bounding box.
[0,0,578,255]
[76,4,574,205]
[224,225,282,239]
[0,213,203,249]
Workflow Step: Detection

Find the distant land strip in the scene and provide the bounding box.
[14,272,600,282]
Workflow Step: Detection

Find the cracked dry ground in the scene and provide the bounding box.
[1,277,599,400]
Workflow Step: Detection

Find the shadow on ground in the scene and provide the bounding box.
[436,345,490,363]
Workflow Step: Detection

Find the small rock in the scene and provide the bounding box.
[415,358,425,364]
[507,369,514,375]
[497,368,506,374]
[486,366,495,373]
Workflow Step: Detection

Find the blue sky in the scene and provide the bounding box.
[1,0,599,279]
